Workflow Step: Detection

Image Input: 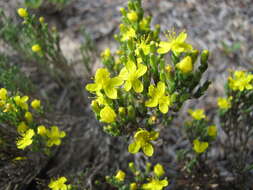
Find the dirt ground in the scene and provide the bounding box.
[0,0,253,189]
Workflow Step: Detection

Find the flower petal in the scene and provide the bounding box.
[159,103,168,114]
[128,141,141,154]
[119,67,129,80]
[157,82,165,94]
[176,32,187,43]
[124,81,132,91]
[145,98,158,107]
[136,63,147,78]
[157,41,171,54]
[149,131,159,141]
[126,60,136,73]
[95,68,110,83]
[86,83,101,92]
[133,79,143,93]
[110,77,124,87]
[142,143,154,157]
[104,87,117,99]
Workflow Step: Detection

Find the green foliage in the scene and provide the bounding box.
[86,0,210,140]
[219,70,253,174]
[0,88,66,161]
[0,54,33,94]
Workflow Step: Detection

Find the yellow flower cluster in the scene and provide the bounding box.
[48,177,71,190]
[0,88,65,151]
[228,70,253,91]
[185,108,217,154]
[112,162,168,190]
[86,0,209,167]
[38,125,66,147]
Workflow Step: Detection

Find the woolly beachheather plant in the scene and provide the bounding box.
[85,0,210,189]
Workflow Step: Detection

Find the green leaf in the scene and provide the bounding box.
[25,0,43,9]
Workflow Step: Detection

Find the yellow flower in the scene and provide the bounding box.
[0,88,7,100]
[121,27,136,41]
[17,122,28,134]
[154,163,165,178]
[16,129,35,149]
[32,44,42,52]
[86,68,123,99]
[39,16,45,23]
[157,31,193,54]
[188,109,206,120]
[128,129,159,157]
[101,48,111,59]
[48,177,69,190]
[208,125,217,137]
[193,139,208,154]
[46,126,66,147]
[14,95,29,110]
[115,170,126,181]
[17,8,28,18]
[176,56,193,73]
[228,70,253,91]
[37,125,47,136]
[135,39,151,56]
[119,60,147,93]
[130,183,137,190]
[127,11,138,22]
[25,112,33,123]
[31,99,41,109]
[217,97,232,109]
[165,65,172,73]
[100,106,116,123]
[145,82,172,114]
[142,178,168,190]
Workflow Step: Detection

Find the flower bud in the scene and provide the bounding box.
[17,8,28,18]
[130,183,137,190]
[127,11,138,22]
[148,116,156,125]
[201,50,209,64]
[115,170,126,181]
[120,8,126,16]
[118,107,126,117]
[127,105,135,120]
[25,112,33,123]
[128,162,135,171]
[39,17,45,23]
[176,56,193,74]
[145,162,151,173]
[154,163,165,178]
[32,44,42,53]
[31,99,41,110]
